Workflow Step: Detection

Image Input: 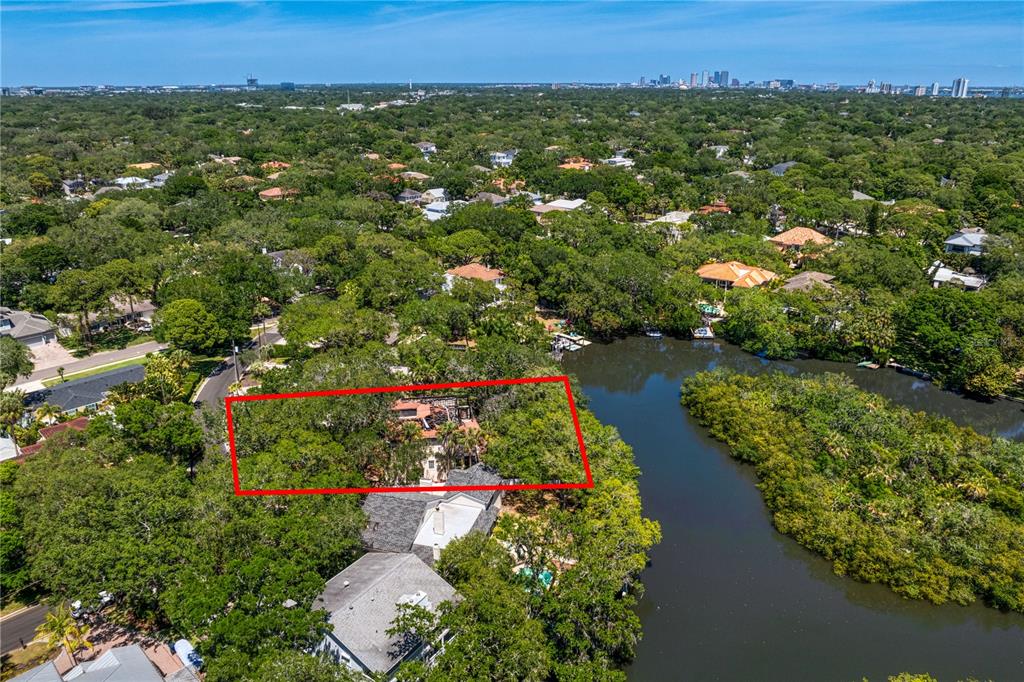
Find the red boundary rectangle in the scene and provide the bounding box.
[225,375,594,496]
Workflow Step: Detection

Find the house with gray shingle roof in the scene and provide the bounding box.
[362,464,503,564]
[8,644,184,682]
[0,306,56,347]
[315,552,457,678]
[24,364,145,415]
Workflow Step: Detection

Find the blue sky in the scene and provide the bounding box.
[2,1,1022,86]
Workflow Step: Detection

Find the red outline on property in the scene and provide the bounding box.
[225,375,594,496]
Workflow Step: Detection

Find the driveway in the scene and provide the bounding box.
[29,341,76,373]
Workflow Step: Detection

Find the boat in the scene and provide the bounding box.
[856,360,881,369]
[692,326,715,339]
[645,329,663,338]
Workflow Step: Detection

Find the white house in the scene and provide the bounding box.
[943,228,988,255]
[489,149,517,169]
[414,141,437,159]
[422,201,450,222]
[113,176,148,189]
[928,261,987,291]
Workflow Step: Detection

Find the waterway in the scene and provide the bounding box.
[561,336,1024,682]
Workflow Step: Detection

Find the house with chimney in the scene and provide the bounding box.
[361,464,505,565]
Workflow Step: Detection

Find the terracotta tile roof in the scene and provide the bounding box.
[261,160,291,170]
[697,201,732,215]
[38,416,90,440]
[393,400,432,420]
[387,162,407,170]
[696,261,776,288]
[446,263,504,282]
[770,227,833,248]
[258,186,299,200]
[558,157,593,171]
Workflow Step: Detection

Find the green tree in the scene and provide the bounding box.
[0,336,34,388]
[153,299,226,354]
[36,604,92,665]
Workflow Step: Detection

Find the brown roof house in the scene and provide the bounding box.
[696,261,777,289]
[258,187,300,201]
[443,263,507,292]
[769,227,833,252]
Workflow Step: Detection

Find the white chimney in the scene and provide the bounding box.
[433,543,441,561]
[432,506,445,535]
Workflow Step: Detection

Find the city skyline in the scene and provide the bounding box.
[2,1,1022,87]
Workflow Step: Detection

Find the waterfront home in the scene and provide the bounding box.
[696,261,776,288]
[391,397,483,481]
[529,198,586,219]
[260,160,291,171]
[0,306,57,347]
[443,263,506,292]
[928,261,987,291]
[362,463,505,562]
[943,228,988,255]
[315,552,457,678]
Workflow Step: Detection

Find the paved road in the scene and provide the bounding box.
[195,325,282,407]
[0,604,48,654]
[14,341,166,388]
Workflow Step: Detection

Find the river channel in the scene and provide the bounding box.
[561,336,1024,682]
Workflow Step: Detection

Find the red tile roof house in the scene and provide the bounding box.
[17,416,90,459]
[696,200,732,215]
[769,226,833,252]
[391,398,482,483]
[443,263,507,292]
[258,187,300,201]
[695,261,777,289]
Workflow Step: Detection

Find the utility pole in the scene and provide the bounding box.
[231,341,240,383]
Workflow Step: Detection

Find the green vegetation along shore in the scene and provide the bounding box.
[681,369,1024,612]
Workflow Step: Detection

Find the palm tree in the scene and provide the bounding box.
[436,421,461,475]
[34,403,62,426]
[0,390,25,443]
[36,604,92,666]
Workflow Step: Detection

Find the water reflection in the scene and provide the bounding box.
[562,337,1024,682]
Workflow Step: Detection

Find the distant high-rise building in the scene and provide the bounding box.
[720,70,729,88]
[914,85,926,96]
[931,81,940,96]
[280,81,295,91]
[713,70,721,85]
[731,78,739,87]
[246,75,258,89]
[639,76,646,86]
[659,74,671,85]
[690,72,698,88]
[952,77,969,98]
[880,82,893,94]
[701,70,709,86]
